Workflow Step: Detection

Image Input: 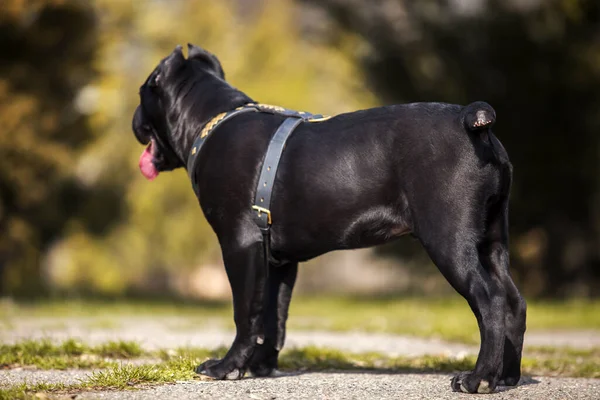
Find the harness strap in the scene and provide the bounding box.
[185,103,333,269]
[186,104,331,194]
[187,106,258,193]
[251,116,304,342]
[252,117,304,232]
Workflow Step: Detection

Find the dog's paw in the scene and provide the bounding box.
[248,345,279,377]
[451,371,496,394]
[248,368,287,378]
[248,363,276,378]
[195,359,245,380]
[498,375,521,387]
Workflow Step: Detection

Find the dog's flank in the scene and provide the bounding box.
[131,44,526,394]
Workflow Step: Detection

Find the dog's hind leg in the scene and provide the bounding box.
[417,210,507,393]
[498,262,527,387]
[479,198,526,387]
[196,226,268,380]
[248,261,298,377]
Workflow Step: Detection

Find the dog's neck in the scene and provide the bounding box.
[167,77,253,166]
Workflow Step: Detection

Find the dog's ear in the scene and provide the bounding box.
[161,45,185,80]
[187,43,225,79]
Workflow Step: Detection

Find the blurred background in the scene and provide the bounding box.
[0,0,598,301]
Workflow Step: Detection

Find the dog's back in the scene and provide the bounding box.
[237,102,510,261]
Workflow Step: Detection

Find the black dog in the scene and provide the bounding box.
[132,44,526,393]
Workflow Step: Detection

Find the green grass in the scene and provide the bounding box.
[289,297,481,342]
[94,340,143,358]
[288,296,600,343]
[156,346,224,361]
[3,340,598,379]
[0,358,198,399]
[1,296,599,343]
[1,342,598,398]
[527,346,600,358]
[85,359,197,389]
[0,382,72,400]
[523,346,600,378]
[0,339,144,370]
[0,298,231,318]
[278,346,476,373]
[0,385,31,400]
[161,344,600,378]
[279,346,599,378]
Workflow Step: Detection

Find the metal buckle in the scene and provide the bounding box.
[252,205,272,225]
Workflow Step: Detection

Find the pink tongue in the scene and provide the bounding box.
[139,144,159,181]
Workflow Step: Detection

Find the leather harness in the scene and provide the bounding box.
[187,103,331,263]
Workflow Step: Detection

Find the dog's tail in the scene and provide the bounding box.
[462,101,510,165]
[462,101,496,132]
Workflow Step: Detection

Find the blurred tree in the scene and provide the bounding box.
[45,0,377,297]
[0,0,106,296]
[303,0,600,297]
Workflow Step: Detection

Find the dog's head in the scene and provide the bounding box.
[133,44,226,180]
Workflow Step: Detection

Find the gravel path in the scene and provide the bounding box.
[3,368,599,399]
[77,374,599,400]
[0,369,95,387]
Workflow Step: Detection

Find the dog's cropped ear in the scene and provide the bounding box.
[187,43,225,79]
[162,45,185,78]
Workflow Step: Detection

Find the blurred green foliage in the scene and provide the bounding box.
[1,0,599,298]
[306,0,600,297]
[0,0,100,296]
[1,0,375,296]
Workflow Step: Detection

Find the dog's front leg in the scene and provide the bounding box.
[248,261,298,376]
[196,233,267,380]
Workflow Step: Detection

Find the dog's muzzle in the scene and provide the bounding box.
[132,106,151,145]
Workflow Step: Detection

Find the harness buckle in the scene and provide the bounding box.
[252,205,272,225]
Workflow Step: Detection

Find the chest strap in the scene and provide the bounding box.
[252,117,304,231]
